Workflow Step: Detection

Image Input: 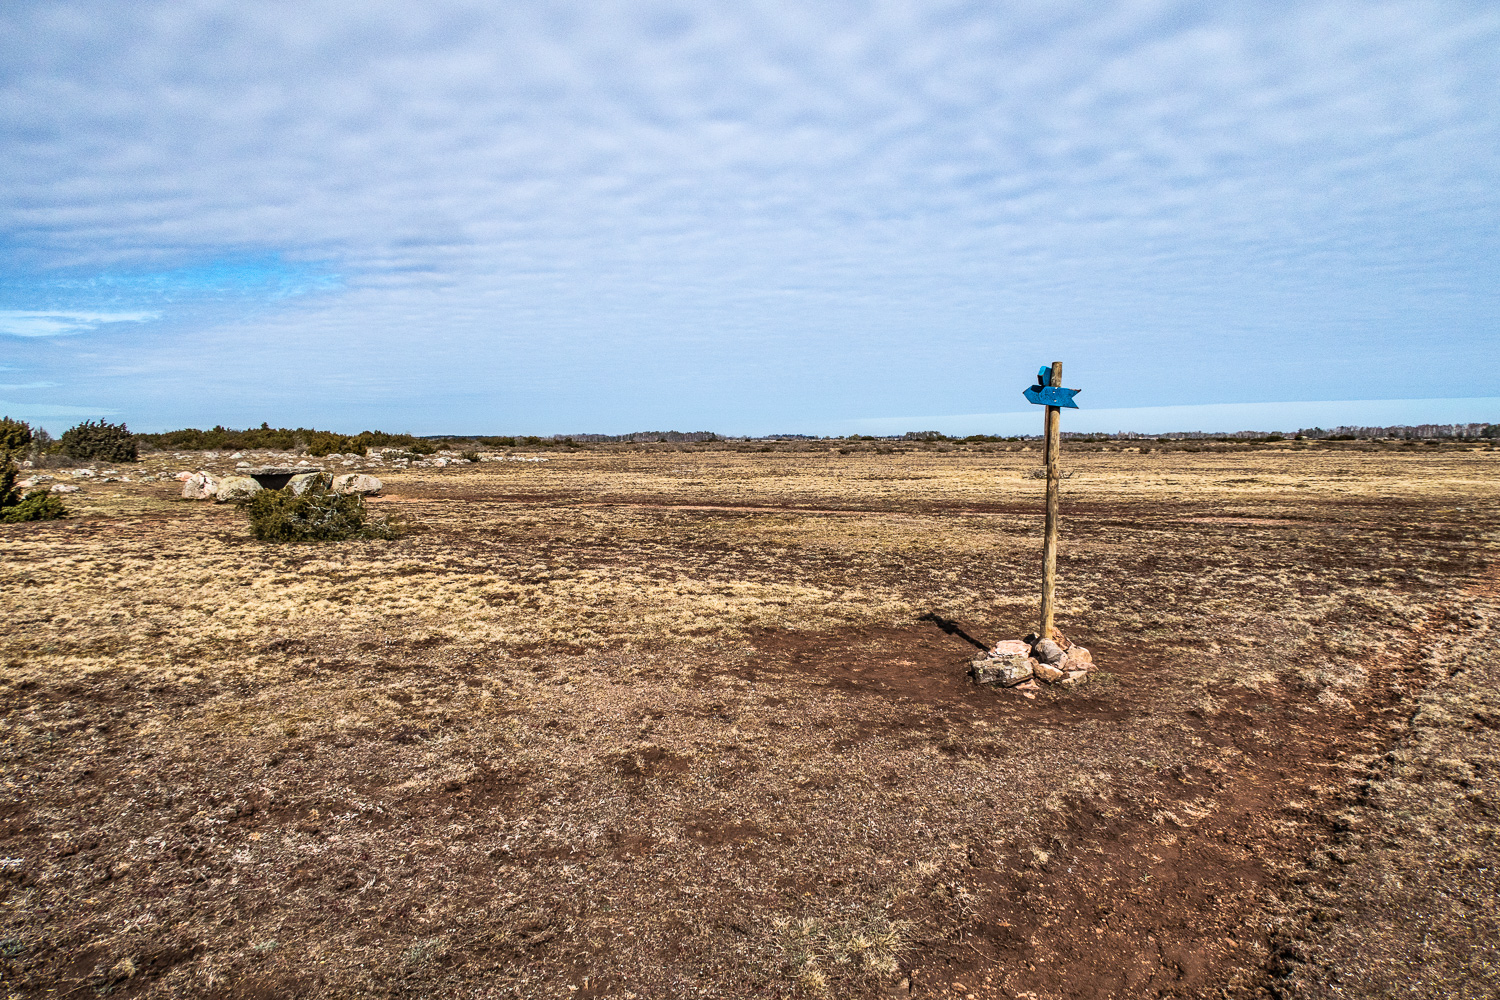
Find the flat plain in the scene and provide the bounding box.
[2,440,1498,998]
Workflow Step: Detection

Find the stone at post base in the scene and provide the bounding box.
[969,629,1100,691]
[969,654,1034,687]
[1034,661,1065,683]
[1033,639,1067,665]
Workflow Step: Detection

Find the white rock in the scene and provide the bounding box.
[182,472,219,500]
[214,476,262,502]
[287,472,322,496]
[175,471,194,482]
[332,473,382,496]
[230,452,244,458]
[70,469,96,478]
[51,483,80,494]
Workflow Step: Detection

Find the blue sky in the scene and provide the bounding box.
[2,0,1497,436]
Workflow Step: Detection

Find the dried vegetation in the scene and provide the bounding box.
[0,443,1496,998]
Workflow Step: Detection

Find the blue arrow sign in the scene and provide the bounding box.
[1024,384,1081,408]
[1024,365,1081,407]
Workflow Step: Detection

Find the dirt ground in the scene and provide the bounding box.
[2,442,1497,998]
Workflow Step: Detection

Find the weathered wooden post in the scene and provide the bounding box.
[1023,362,1080,639]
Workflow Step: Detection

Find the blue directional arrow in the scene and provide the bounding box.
[1024,363,1081,408]
[1024,384,1081,408]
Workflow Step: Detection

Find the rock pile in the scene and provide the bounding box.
[969,629,1096,692]
[179,469,383,501]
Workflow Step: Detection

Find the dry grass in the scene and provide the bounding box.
[0,444,1496,998]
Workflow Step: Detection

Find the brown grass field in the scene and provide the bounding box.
[2,441,1497,998]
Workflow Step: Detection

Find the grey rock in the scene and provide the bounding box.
[970,653,1034,687]
[50,483,81,494]
[214,476,262,502]
[1033,639,1066,665]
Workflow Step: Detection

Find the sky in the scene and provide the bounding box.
[2,0,1497,437]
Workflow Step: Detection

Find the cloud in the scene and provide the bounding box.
[0,311,158,337]
[0,2,1496,431]
[0,401,118,428]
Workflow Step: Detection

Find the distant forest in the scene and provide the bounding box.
[125,421,1499,455]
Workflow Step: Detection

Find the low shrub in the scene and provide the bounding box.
[60,419,137,462]
[2,489,67,523]
[460,451,480,462]
[0,461,66,523]
[238,474,402,543]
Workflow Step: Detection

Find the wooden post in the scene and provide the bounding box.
[1039,361,1063,639]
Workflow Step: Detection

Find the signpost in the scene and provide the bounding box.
[1024,362,1080,639]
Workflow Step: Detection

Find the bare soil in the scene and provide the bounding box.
[1,444,1497,998]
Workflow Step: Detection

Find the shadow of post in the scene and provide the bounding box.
[917,612,990,651]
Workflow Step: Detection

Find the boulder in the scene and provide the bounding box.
[182,473,219,500]
[175,471,195,482]
[1034,662,1065,683]
[287,472,323,496]
[332,473,382,496]
[70,469,96,478]
[990,640,1032,657]
[50,483,80,494]
[214,476,262,502]
[970,653,1034,687]
[1033,639,1066,665]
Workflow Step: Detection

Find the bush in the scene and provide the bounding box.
[238,474,401,543]
[0,417,32,460]
[133,424,427,456]
[0,460,66,523]
[2,489,67,523]
[60,420,137,462]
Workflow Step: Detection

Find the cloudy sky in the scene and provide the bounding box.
[3,0,1497,435]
